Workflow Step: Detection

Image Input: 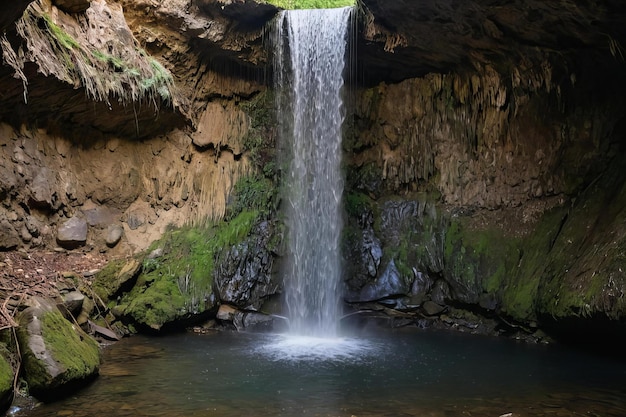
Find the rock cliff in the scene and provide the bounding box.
[1,0,626,346]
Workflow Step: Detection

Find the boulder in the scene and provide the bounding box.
[410,271,433,305]
[242,312,274,331]
[216,305,273,332]
[0,220,19,250]
[126,212,144,230]
[422,300,446,316]
[430,280,451,306]
[17,297,100,401]
[56,216,88,248]
[29,169,54,209]
[214,221,278,310]
[60,290,85,317]
[92,258,142,301]
[348,259,409,302]
[0,346,14,413]
[216,304,238,322]
[105,224,123,247]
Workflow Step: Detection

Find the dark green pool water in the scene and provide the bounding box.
[13,329,626,416]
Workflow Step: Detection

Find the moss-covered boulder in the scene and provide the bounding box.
[98,210,282,331]
[17,297,100,401]
[443,217,520,310]
[114,225,218,331]
[92,257,142,302]
[0,345,14,412]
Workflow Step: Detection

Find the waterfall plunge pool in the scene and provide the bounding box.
[13,329,626,416]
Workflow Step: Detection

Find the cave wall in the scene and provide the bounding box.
[2,0,626,341]
[0,0,272,254]
[343,50,626,339]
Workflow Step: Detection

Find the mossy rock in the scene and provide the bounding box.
[443,218,519,308]
[17,297,100,401]
[92,257,142,302]
[534,160,626,322]
[115,211,261,330]
[0,344,14,412]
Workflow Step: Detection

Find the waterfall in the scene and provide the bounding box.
[274,7,352,337]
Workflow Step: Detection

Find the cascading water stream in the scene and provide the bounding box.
[273,7,352,338]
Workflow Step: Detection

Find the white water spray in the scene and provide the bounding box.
[274,7,352,337]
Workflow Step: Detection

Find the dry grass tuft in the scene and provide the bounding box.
[4,0,179,111]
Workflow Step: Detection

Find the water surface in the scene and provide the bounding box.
[15,329,626,416]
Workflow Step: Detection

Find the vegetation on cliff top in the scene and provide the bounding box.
[266,0,354,9]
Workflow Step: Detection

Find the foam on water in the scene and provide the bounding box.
[256,334,380,363]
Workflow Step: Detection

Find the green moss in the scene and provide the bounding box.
[42,14,79,50]
[444,218,519,306]
[92,258,141,302]
[119,211,259,329]
[534,165,626,320]
[266,0,354,9]
[122,272,187,330]
[240,91,278,175]
[120,227,215,329]
[212,210,259,253]
[236,93,280,220]
[41,312,99,380]
[22,310,99,393]
[499,207,566,321]
[226,176,276,220]
[345,192,374,218]
[0,346,13,396]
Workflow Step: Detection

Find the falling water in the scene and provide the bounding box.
[274,7,352,337]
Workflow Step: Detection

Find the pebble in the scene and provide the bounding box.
[83,269,100,277]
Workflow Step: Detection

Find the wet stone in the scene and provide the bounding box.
[422,300,446,316]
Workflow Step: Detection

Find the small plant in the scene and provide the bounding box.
[142,257,161,273]
[226,176,276,220]
[42,14,79,50]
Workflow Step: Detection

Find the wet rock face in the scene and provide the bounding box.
[214,221,279,310]
[343,196,448,312]
[350,61,626,208]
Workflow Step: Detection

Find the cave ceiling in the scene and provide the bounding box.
[1,0,625,136]
[358,0,626,84]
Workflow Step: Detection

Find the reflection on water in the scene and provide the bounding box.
[14,329,626,417]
